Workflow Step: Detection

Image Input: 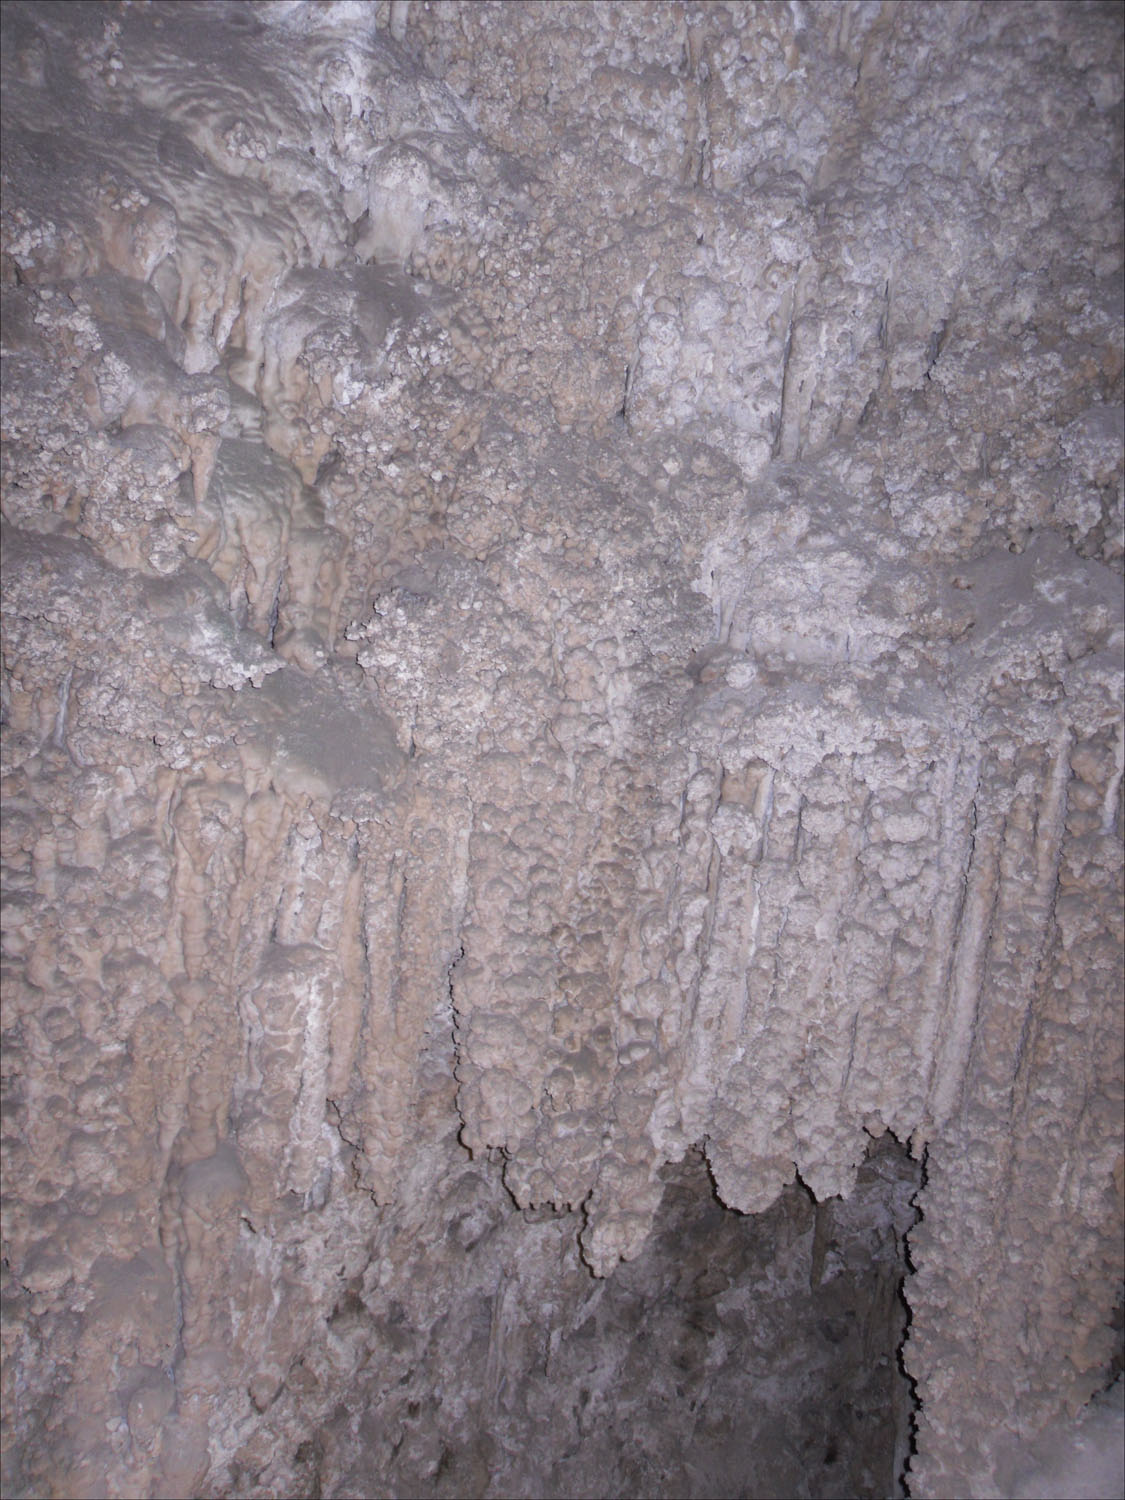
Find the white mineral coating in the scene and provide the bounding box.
[1,2,1122,1498]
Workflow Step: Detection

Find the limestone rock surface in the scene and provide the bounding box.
[1,3,1122,1498]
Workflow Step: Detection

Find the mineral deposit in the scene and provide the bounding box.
[1,3,1122,1498]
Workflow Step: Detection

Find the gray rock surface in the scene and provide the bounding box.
[1,3,1122,1497]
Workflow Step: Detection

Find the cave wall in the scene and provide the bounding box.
[1,3,1122,1497]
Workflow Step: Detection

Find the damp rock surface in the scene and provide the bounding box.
[1,3,1122,1498]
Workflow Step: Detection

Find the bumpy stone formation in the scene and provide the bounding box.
[1,3,1122,1497]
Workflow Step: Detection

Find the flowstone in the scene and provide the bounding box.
[1,3,1122,1497]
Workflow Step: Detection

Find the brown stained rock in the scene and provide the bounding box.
[1,3,1122,1498]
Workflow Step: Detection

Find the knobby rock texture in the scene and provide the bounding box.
[1,3,1123,1498]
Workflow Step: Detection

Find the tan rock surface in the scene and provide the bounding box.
[2,3,1121,1497]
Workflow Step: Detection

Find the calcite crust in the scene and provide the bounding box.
[1,3,1121,1497]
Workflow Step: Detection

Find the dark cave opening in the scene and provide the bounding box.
[327,1131,923,1500]
[534,1135,923,1500]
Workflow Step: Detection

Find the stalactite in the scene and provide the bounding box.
[1,3,1121,1498]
